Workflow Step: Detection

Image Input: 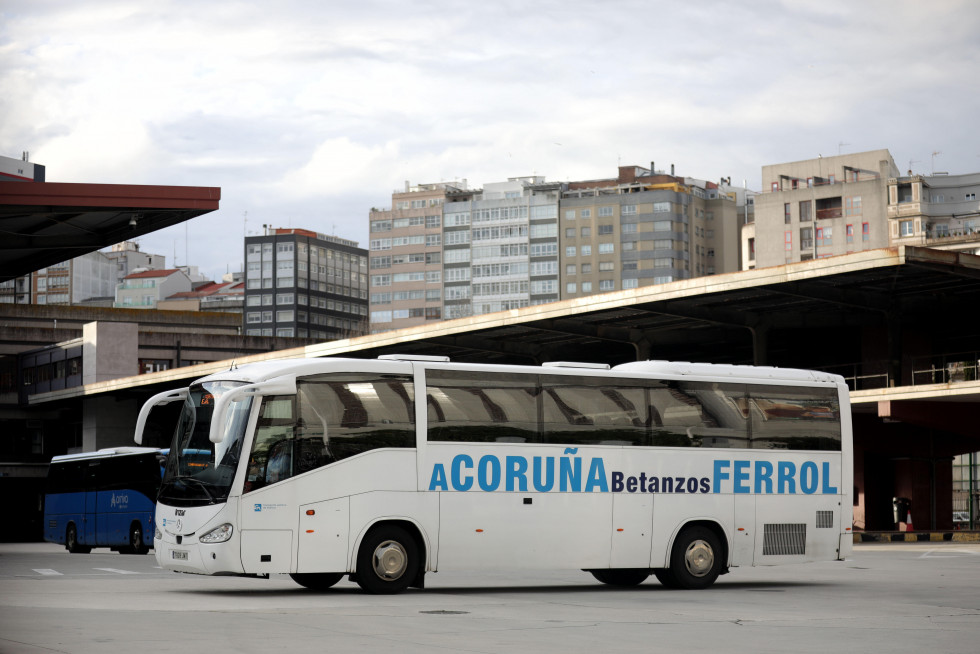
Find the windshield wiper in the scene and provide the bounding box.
[169,475,218,503]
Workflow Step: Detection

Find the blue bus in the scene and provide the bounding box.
[43,448,166,554]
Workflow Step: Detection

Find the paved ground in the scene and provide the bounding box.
[1,541,978,653]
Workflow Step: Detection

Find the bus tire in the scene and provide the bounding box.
[354,525,419,595]
[667,526,722,589]
[290,572,344,591]
[126,523,148,555]
[66,524,91,554]
[653,569,680,588]
[589,569,650,586]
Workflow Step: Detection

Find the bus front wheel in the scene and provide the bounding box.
[354,525,419,595]
[66,524,91,554]
[666,526,723,589]
[126,523,148,554]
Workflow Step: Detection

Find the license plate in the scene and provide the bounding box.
[172,550,189,561]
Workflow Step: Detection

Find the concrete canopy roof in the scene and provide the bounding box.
[0,182,220,282]
[31,246,980,414]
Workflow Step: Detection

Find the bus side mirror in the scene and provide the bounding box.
[209,375,298,444]
[134,388,189,444]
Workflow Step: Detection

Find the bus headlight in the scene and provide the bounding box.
[199,524,233,544]
[155,527,162,540]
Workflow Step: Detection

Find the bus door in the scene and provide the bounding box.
[83,461,100,546]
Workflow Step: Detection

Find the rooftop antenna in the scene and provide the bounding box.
[838,142,849,155]
[908,159,920,175]
[931,151,942,174]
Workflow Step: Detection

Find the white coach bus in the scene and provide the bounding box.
[134,355,853,594]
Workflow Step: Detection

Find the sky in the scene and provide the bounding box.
[2,0,979,281]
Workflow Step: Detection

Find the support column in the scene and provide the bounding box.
[750,321,769,367]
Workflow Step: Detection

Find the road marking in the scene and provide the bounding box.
[33,569,63,576]
[93,568,140,574]
[918,549,980,558]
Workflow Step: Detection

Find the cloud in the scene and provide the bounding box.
[2,0,979,283]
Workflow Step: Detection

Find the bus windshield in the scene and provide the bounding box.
[159,380,252,507]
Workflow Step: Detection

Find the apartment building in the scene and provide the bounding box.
[114,268,192,309]
[368,182,460,332]
[888,172,980,254]
[442,177,562,319]
[103,241,166,286]
[244,228,368,339]
[747,150,899,269]
[560,165,741,296]
[33,251,116,305]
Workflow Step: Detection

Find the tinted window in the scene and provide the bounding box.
[245,373,415,492]
[426,370,840,451]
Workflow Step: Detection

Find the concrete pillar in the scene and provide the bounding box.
[750,322,769,367]
[82,321,138,385]
[81,395,142,451]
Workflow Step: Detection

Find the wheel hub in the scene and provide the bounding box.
[373,540,407,580]
[684,539,714,577]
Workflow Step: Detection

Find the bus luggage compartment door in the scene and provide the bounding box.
[240,530,294,574]
[297,497,350,573]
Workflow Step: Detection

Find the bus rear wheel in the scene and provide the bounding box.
[589,569,650,586]
[354,525,419,595]
[667,526,723,589]
[290,572,344,591]
[66,524,91,554]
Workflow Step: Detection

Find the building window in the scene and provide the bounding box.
[599,280,614,291]
[566,283,577,294]
[846,224,854,243]
[799,201,812,222]
[566,246,576,257]
[784,203,792,224]
[566,264,576,275]
[748,238,755,261]
[598,206,614,217]
[966,193,977,201]
[622,278,638,289]
[598,224,614,235]
[565,228,576,238]
[580,209,591,218]
[598,243,614,254]
[581,282,593,293]
[900,220,914,237]
[653,202,671,213]
[785,231,793,251]
[565,210,575,220]
[580,226,592,238]
[621,205,637,216]
[845,196,862,216]
[599,262,614,271]
[862,222,870,241]
[580,245,592,256]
